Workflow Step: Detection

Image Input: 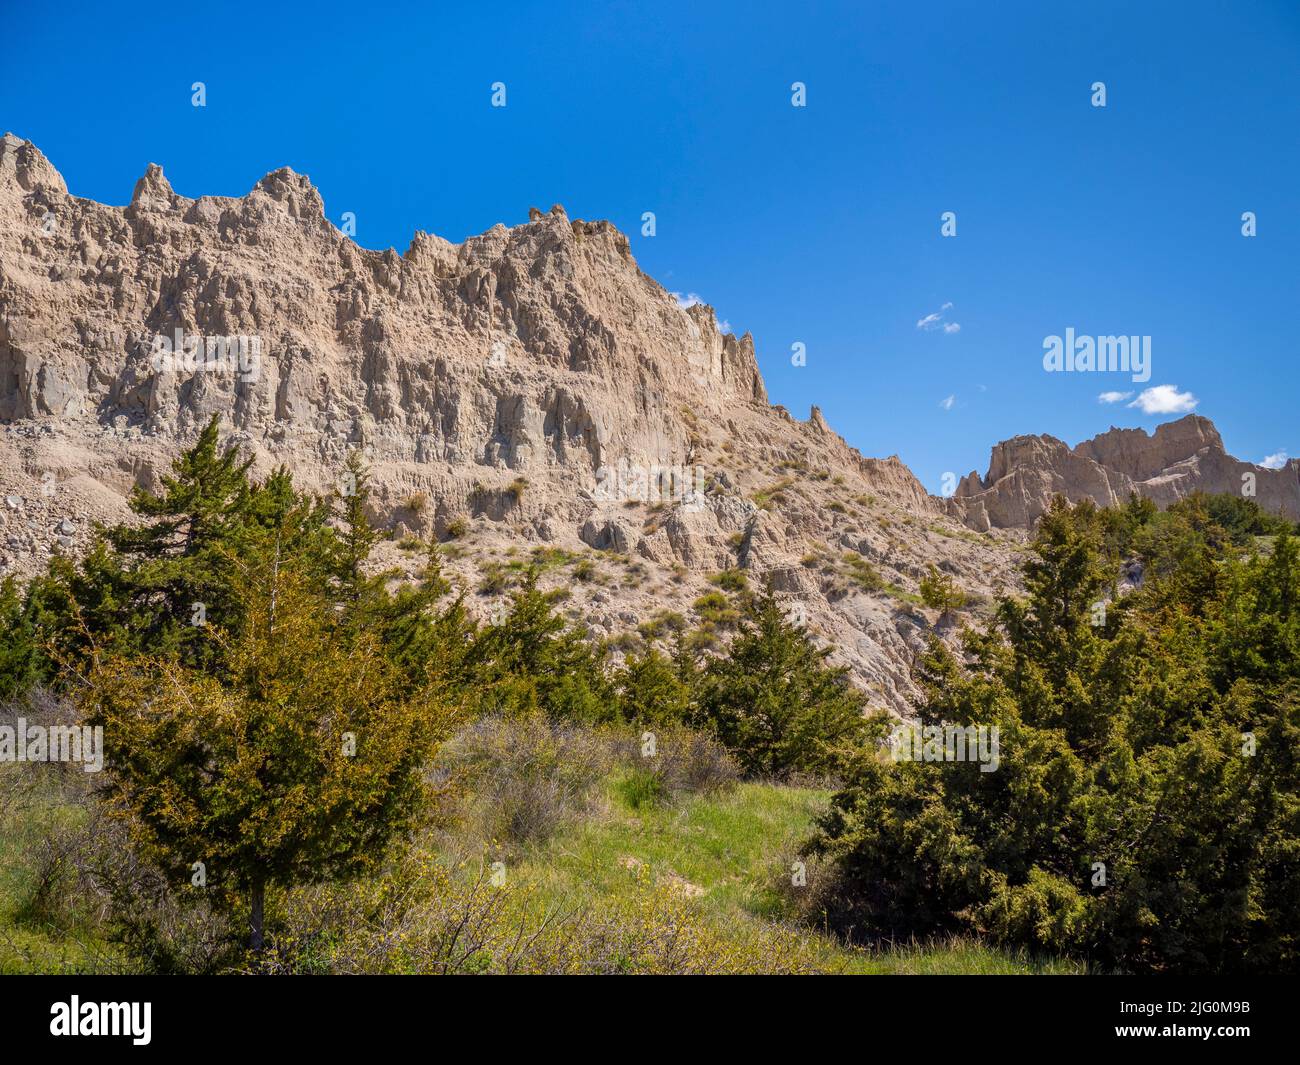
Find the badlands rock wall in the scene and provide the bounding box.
[948,415,1300,531]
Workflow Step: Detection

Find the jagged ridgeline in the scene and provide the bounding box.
[1,133,1296,715]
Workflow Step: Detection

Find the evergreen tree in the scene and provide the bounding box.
[333,449,380,606]
[0,576,40,699]
[615,647,692,727]
[115,414,252,557]
[696,590,867,776]
[16,416,261,679]
[919,564,967,619]
[468,569,616,722]
[83,523,450,953]
[810,497,1300,973]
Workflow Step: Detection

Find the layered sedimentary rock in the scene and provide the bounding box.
[948,415,1300,531]
[0,134,1018,715]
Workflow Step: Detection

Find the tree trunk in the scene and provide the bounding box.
[250,882,265,952]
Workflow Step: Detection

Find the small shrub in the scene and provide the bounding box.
[430,715,614,853]
[693,591,740,629]
[841,553,883,592]
[611,726,739,802]
[918,564,967,616]
[478,563,510,595]
[530,547,574,570]
[650,727,739,797]
[610,631,641,653]
[614,767,667,810]
[637,610,687,641]
[709,568,748,592]
[752,477,795,511]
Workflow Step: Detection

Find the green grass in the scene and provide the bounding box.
[884,582,924,606]
[751,476,796,510]
[840,553,884,592]
[0,782,120,974]
[1,771,1082,975]
[498,778,1083,974]
[926,523,990,546]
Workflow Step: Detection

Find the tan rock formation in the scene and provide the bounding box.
[0,134,1022,715]
[948,415,1300,530]
[5,135,1287,711]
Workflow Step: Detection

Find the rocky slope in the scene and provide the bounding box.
[948,415,1300,531]
[0,133,1022,716]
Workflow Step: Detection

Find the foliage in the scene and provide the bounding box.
[841,553,884,592]
[467,570,616,722]
[919,564,967,616]
[8,419,1291,973]
[83,526,450,950]
[429,714,615,854]
[810,495,1300,973]
[614,647,692,726]
[0,578,41,700]
[710,568,748,592]
[694,591,868,777]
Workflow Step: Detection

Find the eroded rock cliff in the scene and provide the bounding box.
[0,134,1018,715]
[3,134,1289,713]
[948,415,1299,531]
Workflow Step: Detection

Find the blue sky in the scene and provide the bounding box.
[3,0,1297,489]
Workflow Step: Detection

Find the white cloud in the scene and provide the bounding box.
[1127,384,1198,415]
[1260,450,1289,470]
[717,319,732,334]
[939,394,956,411]
[1098,390,1133,404]
[917,302,960,333]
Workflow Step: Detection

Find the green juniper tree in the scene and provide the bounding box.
[8,415,261,681]
[467,568,615,722]
[809,496,1300,973]
[615,646,692,727]
[1,425,466,957]
[919,564,967,620]
[695,589,867,776]
[84,530,449,953]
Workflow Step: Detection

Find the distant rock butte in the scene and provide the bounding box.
[947,415,1300,531]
